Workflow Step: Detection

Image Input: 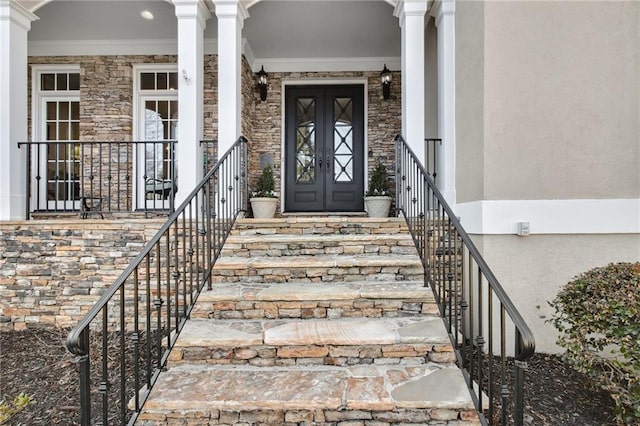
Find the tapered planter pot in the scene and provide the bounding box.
[250,197,278,219]
[364,196,392,218]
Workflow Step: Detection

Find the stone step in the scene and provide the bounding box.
[211,254,424,283]
[231,217,410,236]
[138,364,479,425]
[192,281,438,320]
[168,317,455,367]
[221,233,417,257]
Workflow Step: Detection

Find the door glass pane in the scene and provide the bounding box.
[71,101,80,119]
[45,101,81,202]
[295,97,316,183]
[144,99,177,181]
[59,102,69,120]
[333,97,354,183]
[58,122,69,140]
[47,102,57,120]
[47,123,57,140]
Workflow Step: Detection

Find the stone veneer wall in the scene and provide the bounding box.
[28,55,218,206]
[0,220,164,331]
[246,70,402,213]
[241,57,255,145]
[28,55,181,141]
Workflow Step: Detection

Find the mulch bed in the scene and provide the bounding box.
[0,327,618,425]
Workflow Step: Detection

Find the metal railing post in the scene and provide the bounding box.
[76,328,91,426]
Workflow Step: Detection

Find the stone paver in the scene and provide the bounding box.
[213,254,422,270]
[174,317,450,348]
[198,281,434,303]
[143,364,475,413]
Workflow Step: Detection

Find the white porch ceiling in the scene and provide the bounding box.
[28,0,401,69]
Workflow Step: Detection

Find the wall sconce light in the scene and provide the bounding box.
[256,65,268,101]
[380,64,392,100]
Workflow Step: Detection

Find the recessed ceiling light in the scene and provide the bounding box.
[140,10,154,20]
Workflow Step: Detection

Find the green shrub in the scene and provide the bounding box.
[366,161,390,196]
[252,165,276,198]
[549,262,640,424]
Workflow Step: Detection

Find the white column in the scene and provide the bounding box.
[173,0,210,206]
[0,1,37,220]
[395,0,428,165]
[213,0,247,156]
[433,0,456,207]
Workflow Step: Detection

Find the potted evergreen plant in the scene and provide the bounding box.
[364,160,392,217]
[250,165,278,218]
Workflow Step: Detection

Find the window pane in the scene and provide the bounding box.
[59,102,70,120]
[156,73,168,90]
[56,73,68,91]
[41,74,55,91]
[141,73,155,90]
[169,72,178,90]
[69,73,80,90]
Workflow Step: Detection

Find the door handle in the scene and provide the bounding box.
[318,158,322,170]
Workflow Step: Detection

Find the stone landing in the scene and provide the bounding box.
[138,217,479,425]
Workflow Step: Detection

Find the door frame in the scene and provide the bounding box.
[280,78,369,213]
[132,63,178,211]
[30,64,82,211]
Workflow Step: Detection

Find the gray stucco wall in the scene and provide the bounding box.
[456,1,640,202]
[475,233,640,353]
[455,0,485,203]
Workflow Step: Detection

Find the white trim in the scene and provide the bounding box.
[456,199,640,235]
[27,38,399,74]
[29,39,182,57]
[252,57,401,73]
[279,78,369,214]
[0,1,39,31]
[432,0,456,207]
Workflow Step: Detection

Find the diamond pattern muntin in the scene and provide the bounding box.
[333,97,354,182]
[296,98,315,183]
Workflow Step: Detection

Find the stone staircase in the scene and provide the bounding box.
[138,217,479,425]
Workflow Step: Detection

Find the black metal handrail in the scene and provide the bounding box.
[395,135,535,426]
[17,140,177,218]
[425,138,442,181]
[65,136,248,426]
